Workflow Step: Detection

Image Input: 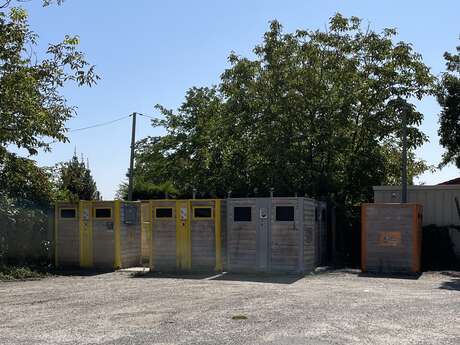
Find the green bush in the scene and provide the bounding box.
[0,265,48,281]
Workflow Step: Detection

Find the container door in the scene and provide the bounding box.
[256,199,270,272]
[176,201,191,270]
[150,201,177,271]
[190,201,219,271]
[79,201,93,268]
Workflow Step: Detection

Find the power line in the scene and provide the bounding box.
[69,112,155,133]
[137,113,157,120]
[69,114,132,133]
[44,113,131,145]
[44,112,155,146]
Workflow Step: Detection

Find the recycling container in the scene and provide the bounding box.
[148,199,224,272]
[361,203,423,274]
[226,197,327,273]
[54,200,141,269]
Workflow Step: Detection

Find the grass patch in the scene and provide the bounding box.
[0,265,49,281]
[232,315,248,320]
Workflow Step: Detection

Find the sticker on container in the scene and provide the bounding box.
[378,231,402,247]
[180,207,187,221]
[83,208,90,221]
[259,208,268,219]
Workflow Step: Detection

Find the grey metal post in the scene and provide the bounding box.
[401,110,408,203]
[127,112,137,201]
[226,191,232,271]
[298,197,304,273]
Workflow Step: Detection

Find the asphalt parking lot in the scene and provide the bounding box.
[0,269,459,345]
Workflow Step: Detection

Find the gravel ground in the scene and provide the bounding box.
[1,269,459,345]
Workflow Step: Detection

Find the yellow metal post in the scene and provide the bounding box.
[175,201,182,269]
[79,200,84,267]
[114,200,122,269]
[79,200,93,268]
[54,203,58,267]
[214,199,222,271]
[186,199,192,270]
[149,200,154,270]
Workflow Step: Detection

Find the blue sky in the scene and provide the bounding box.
[16,0,460,199]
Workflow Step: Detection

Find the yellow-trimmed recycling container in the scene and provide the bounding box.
[148,199,224,272]
[54,200,141,269]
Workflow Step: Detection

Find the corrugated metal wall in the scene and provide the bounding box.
[373,185,460,226]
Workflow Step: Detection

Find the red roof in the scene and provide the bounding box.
[438,177,460,185]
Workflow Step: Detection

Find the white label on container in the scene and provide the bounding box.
[180,207,187,220]
[83,208,90,221]
[260,208,268,219]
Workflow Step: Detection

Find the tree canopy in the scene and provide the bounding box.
[0,0,98,265]
[0,0,98,206]
[0,4,98,156]
[132,14,434,210]
[438,42,460,168]
[52,151,99,201]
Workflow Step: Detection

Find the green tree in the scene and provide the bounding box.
[438,42,460,167]
[133,14,434,211]
[0,5,98,156]
[0,0,98,265]
[116,179,178,200]
[54,152,99,201]
[0,0,98,202]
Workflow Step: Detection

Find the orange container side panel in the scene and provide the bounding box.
[361,203,423,274]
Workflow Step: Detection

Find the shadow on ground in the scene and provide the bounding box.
[439,278,460,291]
[438,271,460,291]
[358,272,422,280]
[130,271,217,280]
[130,271,304,284]
[51,268,114,277]
[211,272,303,284]
[440,271,460,278]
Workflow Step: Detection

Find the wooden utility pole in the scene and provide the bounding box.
[127,112,137,201]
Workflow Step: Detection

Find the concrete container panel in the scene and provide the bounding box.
[55,201,142,270]
[149,199,223,272]
[227,197,325,273]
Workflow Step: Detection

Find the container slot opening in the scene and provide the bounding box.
[155,207,173,219]
[94,208,112,219]
[276,206,295,221]
[234,207,251,222]
[60,208,76,219]
[194,207,212,219]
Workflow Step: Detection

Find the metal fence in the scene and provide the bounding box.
[0,200,52,266]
